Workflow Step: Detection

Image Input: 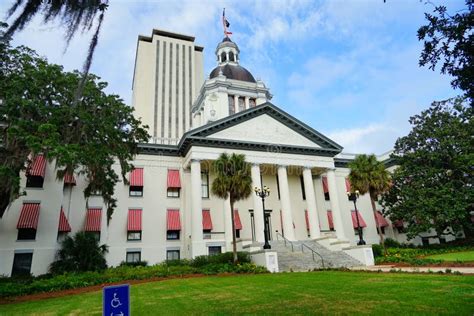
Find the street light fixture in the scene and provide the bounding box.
[254,185,271,249]
[347,190,366,245]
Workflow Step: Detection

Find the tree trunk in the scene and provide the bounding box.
[230,198,238,264]
[370,196,387,255]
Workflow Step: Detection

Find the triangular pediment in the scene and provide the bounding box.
[179,102,342,156]
[206,113,322,148]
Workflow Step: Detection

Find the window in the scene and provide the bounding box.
[127,231,142,241]
[167,188,180,198]
[201,172,209,198]
[249,98,256,107]
[421,237,430,246]
[167,250,180,261]
[354,228,364,236]
[396,226,405,234]
[229,51,234,62]
[87,231,100,241]
[11,253,33,277]
[228,95,235,115]
[439,237,446,244]
[167,230,180,240]
[129,186,143,197]
[276,174,280,200]
[203,229,211,240]
[209,246,222,256]
[26,176,44,188]
[300,175,306,200]
[238,97,245,112]
[235,229,241,238]
[57,231,68,242]
[221,52,226,62]
[376,227,386,235]
[17,228,36,240]
[126,251,141,263]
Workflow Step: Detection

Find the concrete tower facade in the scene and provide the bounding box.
[132,29,204,144]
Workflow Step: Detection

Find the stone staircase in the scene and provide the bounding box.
[270,239,363,272]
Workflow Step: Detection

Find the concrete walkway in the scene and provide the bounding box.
[350,265,474,274]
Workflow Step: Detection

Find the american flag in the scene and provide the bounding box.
[223,8,232,35]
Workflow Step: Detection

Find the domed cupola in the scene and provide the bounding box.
[209,37,256,83]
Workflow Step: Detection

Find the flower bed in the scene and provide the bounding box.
[0,252,267,299]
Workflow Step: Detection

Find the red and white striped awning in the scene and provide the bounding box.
[233,210,242,230]
[202,209,213,230]
[167,169,181,188]
[327,210,334,230]
[375,211,389,228]
[84,208,102,232]
[27,154,46,177]
[58,207,71,232]
[304,210,310,231]
[64,173,76,185]
[167,209,181,230]
[17,203,40,229]
[351,210,367,228]
[345,178,351,192]
[127,209,142,231]
[130,168,144,187]
[322,176,329,193]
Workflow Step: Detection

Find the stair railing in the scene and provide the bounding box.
[276,232,325,268]
[276,232,294,252]
[301,243,325,268]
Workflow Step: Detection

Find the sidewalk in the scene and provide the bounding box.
[350,265,474,274]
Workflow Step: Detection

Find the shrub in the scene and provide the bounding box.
[191,252,251,267]
[372,244,383,257]
[384,238,401,248]
[49,232,108,274]
[119,261,148,267]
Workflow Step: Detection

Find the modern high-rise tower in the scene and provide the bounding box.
[132,29,204,144]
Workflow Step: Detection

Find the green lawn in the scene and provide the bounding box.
[0,271,473,315]
[425,250,474,262]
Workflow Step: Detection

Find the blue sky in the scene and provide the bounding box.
[1,0,464,154]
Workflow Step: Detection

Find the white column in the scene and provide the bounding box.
[278,165,296,241]
[234,95,238,113]
[191,160,206,257]
[327,169,347,240]
[251,164,265,243]
[245,96,250,110]
[223,196,233,251]
[303,167,321,239]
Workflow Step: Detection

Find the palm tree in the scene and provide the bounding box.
[211,153,252,263]
[348,154,391,253]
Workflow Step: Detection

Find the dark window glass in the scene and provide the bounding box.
[228,95,235,115]
[167,230,180,240]
[300,175,306,200]
[11,253,33,277]
[17,228,36,240]
[86,231,100,241]
[126,251,141,263]
[324,192,330,201]
[208,246,222,256]
[276,174,280,200]
[235,229,240,238]
[376,227,386,235]
[167,250,180,260]
[203,229,211,240]
[167,188,180,198]
[221,52,226,62]
[422,237,430,246]
[129,186,143,197]
[229,51,234,62]
[127,231,142,241]
[26,176,44,188]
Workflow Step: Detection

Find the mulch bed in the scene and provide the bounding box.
[0,273,240,305]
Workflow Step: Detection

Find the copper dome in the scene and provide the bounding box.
[209,64,256,83]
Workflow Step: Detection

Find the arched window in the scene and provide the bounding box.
[229,51,235,62]
[228,95,235,115]
[249,98,256,107]
[221,52,227,62]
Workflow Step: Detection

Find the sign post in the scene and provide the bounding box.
[103,284,130,316]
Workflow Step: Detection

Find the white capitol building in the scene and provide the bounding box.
[0,28,450,276]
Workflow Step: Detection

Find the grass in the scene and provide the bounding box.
[425,250,474,262]
[0,271,473,315]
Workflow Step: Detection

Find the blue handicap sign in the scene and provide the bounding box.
[103,284,130,316]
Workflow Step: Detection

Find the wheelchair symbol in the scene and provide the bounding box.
[110,293,122,308]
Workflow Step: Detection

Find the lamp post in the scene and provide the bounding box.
[254,185,271,249]
[347,190,366,245]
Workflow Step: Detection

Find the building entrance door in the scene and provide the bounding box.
[264,210,272,241]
